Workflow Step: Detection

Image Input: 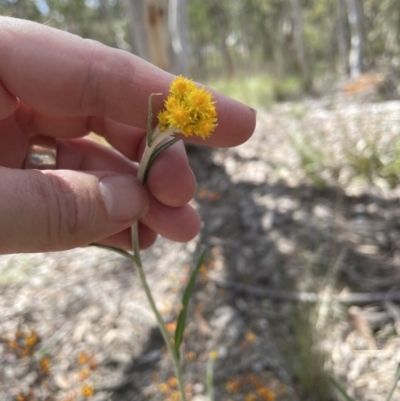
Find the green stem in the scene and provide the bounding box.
[91,242,187,399]
[135,255,187,400]
[137,127,175,182]
[130,125,187,401]
[206,358,215,401]
[386,362,400,401]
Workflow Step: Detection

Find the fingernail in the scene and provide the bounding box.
[99,175,148,223]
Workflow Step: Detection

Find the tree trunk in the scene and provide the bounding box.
[212,3,234,78]
[344,0,365,78]
[289,0,312,92]
[125,0,148,60]
[124,0,188,74]
[337,0,350,74]
[168,0,189,74]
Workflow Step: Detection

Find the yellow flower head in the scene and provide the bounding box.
[157,76,217,139]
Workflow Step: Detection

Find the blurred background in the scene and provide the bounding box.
[2,1,400,401]
[1,0,400,100]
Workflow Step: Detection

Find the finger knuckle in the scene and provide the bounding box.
[38,173,86,249]
[79,39,106,116]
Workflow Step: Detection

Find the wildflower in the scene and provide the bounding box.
[25,330,38,348]
[81,383,94,398]
[246,331,257,343]
[168,391,182,401]
[78,351,88,364]
[257,387,276,401]
[168,377,178,389]
[209,350,219,361]
[158,382,170,394]
[39,356,51,375]
[170,76,197,97]
[157,76,217,139]
[166,321,177,333]
[185,351,196,361]
[226,379,241,393]
[245,394,257,401]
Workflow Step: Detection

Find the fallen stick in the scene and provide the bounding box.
[213,279,400,304]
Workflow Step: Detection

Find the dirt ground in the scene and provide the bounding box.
[1,97,400,401]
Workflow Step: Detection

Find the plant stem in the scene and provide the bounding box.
[130,125,187,401]
[386,362,400,401]
[137,126,174,182]
[135,255,187,400]
[91,243,187,399]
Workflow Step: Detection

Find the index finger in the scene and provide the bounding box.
[0,17,255,147]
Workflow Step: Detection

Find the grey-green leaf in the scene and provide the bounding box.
[143,138,180,185]
[328,376,355,401]
[174,249,207,357]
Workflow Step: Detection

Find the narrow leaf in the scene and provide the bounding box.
[386,362,400,401]
[89,243,136,263]
[328,376,355,401]
[174,249,207,357]
[143,138,180,184]
[146,93,163,146]
[206,358,215,401]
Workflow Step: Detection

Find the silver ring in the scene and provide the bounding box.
[24,135,57,170]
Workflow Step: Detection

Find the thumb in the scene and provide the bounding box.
[0,167,148,253]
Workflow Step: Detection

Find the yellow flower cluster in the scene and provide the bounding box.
[158,76,217,139]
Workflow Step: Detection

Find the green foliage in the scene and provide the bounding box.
[289,133,331,188]
[287,108,400,189]
[328,376,356,401]
[4,0,400,89]
[0,0,129,49]
[346,140,384,180]
[143,138,180,184]
[174,249,206,357]
[289,305,333,401]
[206,74,303,109]
[386,362,400,401]
[346,138,400,187]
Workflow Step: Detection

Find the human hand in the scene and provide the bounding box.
[0,17,255,254]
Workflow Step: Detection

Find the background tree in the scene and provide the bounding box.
[344,0,366,77]
[124,0,188,74]
[2,0,400,92]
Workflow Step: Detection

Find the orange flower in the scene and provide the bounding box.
[78,351,88,365]
[166,322,177,333]
[226,379,241,393]
[81,383,94,398]
[39,357,51,375]
[25,330,38,348]
[257,387,276,401]
[158,382,170,394]
[245,331,257,343]
[168,377,178,389]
